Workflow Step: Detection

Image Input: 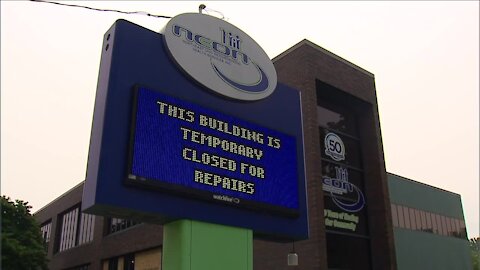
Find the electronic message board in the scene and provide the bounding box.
[82,18,308,241]
[128,86,299,216]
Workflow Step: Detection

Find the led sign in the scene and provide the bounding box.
[127,86,299,216]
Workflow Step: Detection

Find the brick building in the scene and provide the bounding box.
[34,39,470,270]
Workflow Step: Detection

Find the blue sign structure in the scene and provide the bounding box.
[83,19,308,240]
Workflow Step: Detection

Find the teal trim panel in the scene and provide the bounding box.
[388,173,465,219]
[394,228,472,270]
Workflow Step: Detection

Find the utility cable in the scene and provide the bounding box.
[30,0,172,19]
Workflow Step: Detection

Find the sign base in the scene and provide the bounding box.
[162,220,253,270]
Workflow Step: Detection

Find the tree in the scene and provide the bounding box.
[1,196,48,270]
[471,237,480,270]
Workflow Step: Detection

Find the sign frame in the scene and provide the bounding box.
[82,19,308,241]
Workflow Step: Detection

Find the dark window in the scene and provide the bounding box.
[326,233,371,270]
[459,220,467,238]
[108,258,118,270]
[454,218,461,237]
[124,253,135,270]
[40,221,52,251]
[324,195,369,236]
[451,218,458,237]
[65,264,90,270]
[107,218,140,234]
[317,102,358,135]
[318,82,373,269]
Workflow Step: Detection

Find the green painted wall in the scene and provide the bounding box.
[394,228,472,270]
[388,173,465,219]
[162,220,253,270]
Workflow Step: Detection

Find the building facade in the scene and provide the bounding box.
[34,172,472,270]
[254,39,396,270]
[388,173,472,270]
[35,182,164,270]
[34,40,470,270]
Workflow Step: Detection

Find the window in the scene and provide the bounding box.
[58,207,79,252]
[65,264,90,270]
[391,204,398,227]
[390,203,466,239]
[403,206,411,229]
[426,211,432,232]
[326,233,371,270]
[317,104,357,135]
[397,205,405,228]
[415,209,421,230]
[78,213,95,245]
[40,221,52,251]
[431,213,438,234]
[459,220,467,238]
[454,218,461,237]
[56,206,95,253]
[409,208,417,230]
[107,218,140,234]
[440,215,447,236]
[124,253,135,270]
[105,254,136,270]
[317,81,371,269]
[108,258,118,270]
[444,216,450,236]
[420,210,427,231]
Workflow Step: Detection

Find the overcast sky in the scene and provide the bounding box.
[1,1,478,237]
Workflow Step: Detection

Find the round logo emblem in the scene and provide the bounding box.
[324,132,345,161]
[322,166,365,213]
[163,13,277,101]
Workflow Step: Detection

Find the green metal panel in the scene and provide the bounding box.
[162,220,253,270]
[388,173,465,219]
[394,228,472,270]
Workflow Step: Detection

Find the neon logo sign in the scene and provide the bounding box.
[322,166,365,212]
[163,13,277,101]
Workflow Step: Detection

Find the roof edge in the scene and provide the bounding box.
[387,172,462,197]
[33,180,85,215]
[272,39,374,78]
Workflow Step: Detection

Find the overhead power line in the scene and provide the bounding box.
[30,0,172,19]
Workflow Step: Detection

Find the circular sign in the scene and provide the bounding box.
[163,13,277,101]
[324,132,345,161]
